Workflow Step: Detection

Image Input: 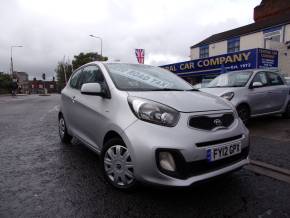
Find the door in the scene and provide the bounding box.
[248,71,272,115]
[266,71,289,112]
[62,68,82,135]
[70,64,110,150]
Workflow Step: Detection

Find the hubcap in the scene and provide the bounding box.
[104,145,134,186]
[59,118,65,138]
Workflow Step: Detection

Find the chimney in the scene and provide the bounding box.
[254,0,290,22]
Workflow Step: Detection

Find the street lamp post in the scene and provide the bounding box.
[89,34,103,57]
[10,45,23,76]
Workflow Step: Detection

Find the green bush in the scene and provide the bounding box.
[0,74,12,94]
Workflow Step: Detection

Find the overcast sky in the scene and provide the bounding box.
[0,0,261,79]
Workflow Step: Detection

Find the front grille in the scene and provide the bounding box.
[188,113,235,130]
[178,147,249,179]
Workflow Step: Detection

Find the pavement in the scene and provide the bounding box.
[0,94,290,217]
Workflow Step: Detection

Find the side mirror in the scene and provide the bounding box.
[250,82,263,89]
[81,83,104,96]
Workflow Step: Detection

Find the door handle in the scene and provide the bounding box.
[72,96,76,103]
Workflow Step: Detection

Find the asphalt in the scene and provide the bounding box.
[0,94,290,217]
[249,116,290,170]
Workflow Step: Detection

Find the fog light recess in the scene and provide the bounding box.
[159,151,176,172]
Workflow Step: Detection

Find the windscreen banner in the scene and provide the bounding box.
[160,48,278,77]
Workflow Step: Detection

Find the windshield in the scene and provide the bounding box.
[105,63,193,91]
[207,71,253,88]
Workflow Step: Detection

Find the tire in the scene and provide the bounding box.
[101,138,136,190]
[237,104,250,125]
[282,102,290,119]
[58,115,72,144]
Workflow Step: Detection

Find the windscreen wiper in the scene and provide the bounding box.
[148,88,186,91]
[185,88,200,91]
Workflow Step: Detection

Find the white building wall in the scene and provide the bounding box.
[189,24,290,76]
[190,47,199,60]
[209,41,227,57]
[285,24,290,42]
[240,32,264,50]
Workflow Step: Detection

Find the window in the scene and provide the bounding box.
[69,69,82,89]
[199,45,209,58]
[207,71,253,88]
[78,65,105,89]
[105,63,192,91]
[267,72,283,86]
[252,72,268,86]
[227,38,240,53]
[264,27,282,48]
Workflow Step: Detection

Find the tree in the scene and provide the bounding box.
[72,52,108,70]
[55,52,108,91]
[55,61,73,91]
[0,73,12,94]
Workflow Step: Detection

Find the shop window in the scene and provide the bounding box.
[227,38,240,53]
[199,45,209,59]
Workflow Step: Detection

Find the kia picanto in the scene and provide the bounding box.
[59,62,250,190]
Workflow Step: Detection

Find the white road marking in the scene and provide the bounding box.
[40,105,60,122]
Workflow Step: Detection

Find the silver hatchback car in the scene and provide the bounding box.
[201,70,290,124]
[59,62,250,190]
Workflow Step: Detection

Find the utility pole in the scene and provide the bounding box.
[10,45,23,77]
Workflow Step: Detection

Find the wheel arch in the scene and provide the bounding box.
[103,130,124,146]
[236,102,251,114]
[58,111,63,119]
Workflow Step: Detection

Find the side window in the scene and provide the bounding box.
[78,65,105,89]
[252,72,268,86]
[69,69,82,89]
[267,72,284,86]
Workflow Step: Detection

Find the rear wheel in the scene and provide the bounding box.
[237,104,250,125]
[101,138,136,190]
[282,102,290,118]
[58,115,72,144]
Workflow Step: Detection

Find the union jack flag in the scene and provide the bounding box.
[135,49,145,64]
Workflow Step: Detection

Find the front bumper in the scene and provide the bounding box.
[121,110,250,187]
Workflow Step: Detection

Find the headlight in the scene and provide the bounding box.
[221,92,234,101]
[128,97,180,127]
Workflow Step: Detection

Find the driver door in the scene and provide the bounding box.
[71,64,109,150]
[248,71,272,115]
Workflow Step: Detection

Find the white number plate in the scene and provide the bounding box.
[207,142,241,162]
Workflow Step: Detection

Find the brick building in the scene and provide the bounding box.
[15,72,29,94]
[29,79,57,94]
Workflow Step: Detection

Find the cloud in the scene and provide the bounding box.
[0,0,261,79]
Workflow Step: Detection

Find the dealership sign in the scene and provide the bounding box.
[160,48,278,77]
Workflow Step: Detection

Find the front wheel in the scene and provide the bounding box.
[237,105,250,125]
[101,138,136,190]
[58,115,72,144]
[282,102,290,119]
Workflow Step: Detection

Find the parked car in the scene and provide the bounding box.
[200,70,290,124]
[59,62,250,190]
[192,78,213,89]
